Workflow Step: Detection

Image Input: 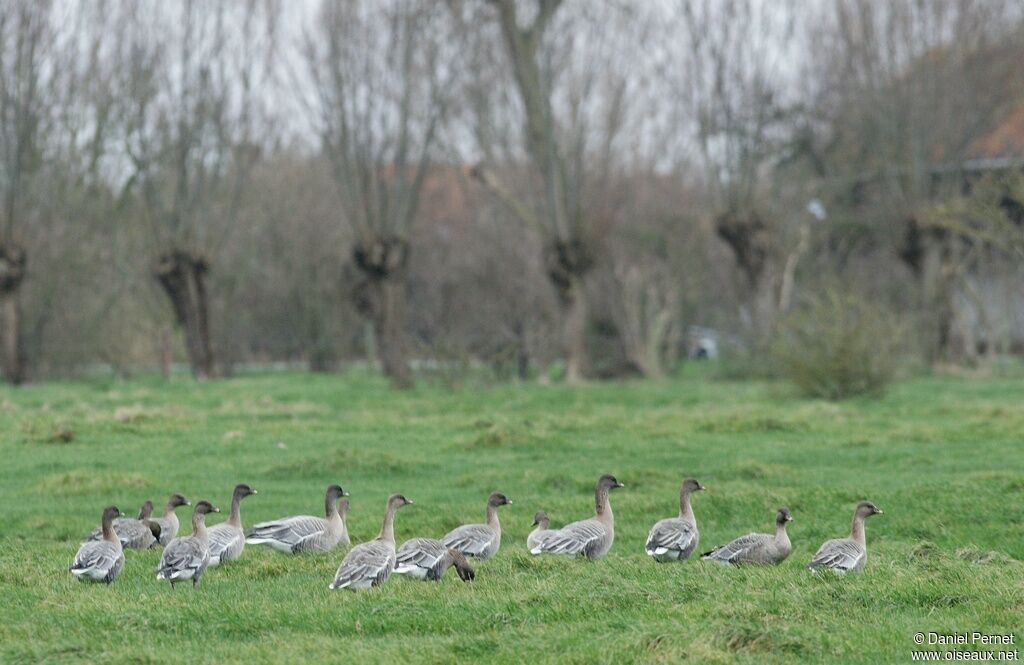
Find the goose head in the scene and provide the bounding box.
[137,500,154,520]
[532,511,549,528]
[194,500,219,516]
[326,484,350,501]
[102,506,124,522]
[682,478,706,494]
[389,494,413,509]
[776,507,794,524]
[233,483,258,500]
[598,474,625,491]
[856,501,883,519]
[168,493,190,510]
[487,492,513,508]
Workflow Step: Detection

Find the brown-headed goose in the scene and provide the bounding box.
[152,493,190,546]
[442,492,512,560]
[70,506,125,584]
[808,501,883,573]
[86,500,160,549]
[395,538,476,582]
[329,494,412,590]
[645,478,705,562]
[246,485,350,554]
[208,484,257,567]
[156,500,219,588]
[526,511,551,552]
[702,508,793,565]
[530,474,624,560]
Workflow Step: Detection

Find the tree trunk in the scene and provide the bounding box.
[155,250,215,379]
[562,277,590,384]
[351,236,412,389]
[0,243,27,385]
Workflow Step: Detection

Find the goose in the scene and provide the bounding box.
[207,484,257,567]
[86,500,161,549]
[70,506,125,584]
[395,538,476,582]
[442,492,512,560]
[808,501,883,573]
[645,478,705,562]
[156,500,219,588]
[702,507,794,565]
[246,485,350,554]
[530,474,624,560]
[152,493,191,546]
[526,511,551,552]
[329,494,412,590]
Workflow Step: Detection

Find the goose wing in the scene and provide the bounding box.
[330,541,394,590]
[442,524,495,557]
[395,538,446,577]
[645,518,697,557]
[157,537,207,579]
[246,515,327,550]
[71,541,123,580]
[208,524,243,565]
[808,538,864,572]
[702,532,770,563]
[532,519,606,556]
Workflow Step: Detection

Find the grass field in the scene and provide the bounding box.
[1,370,1022,664]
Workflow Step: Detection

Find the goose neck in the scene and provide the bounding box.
[486,504,501,531]
[228,494,243,528]
[101,515,118,543]
[678,489,695,521]
[595,486,614,524]
[377,503,397,543]
[192,513,209,542]
[850,514,866,547]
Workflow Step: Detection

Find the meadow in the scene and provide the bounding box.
[0,370,1021,664]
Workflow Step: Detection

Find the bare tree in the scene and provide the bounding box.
[299,0,454,388]
[116,0,277,378]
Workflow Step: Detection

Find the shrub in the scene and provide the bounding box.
[772,291,902,400]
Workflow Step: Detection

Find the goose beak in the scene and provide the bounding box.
[407,500,415,505]
[185,501,192,506]
[213,507,220,513]
[252,489,258,495]
[506,499,513,505]
[617,482,625,488]
[876,509,884,515]
[343,490,350,497]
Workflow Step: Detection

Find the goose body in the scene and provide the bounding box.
[330,494,411,591]
[86,500,159,550]
[442,492,511,560]
[157,501,219,588]
[152,494,190,546]
[208,484,257,567]
[531,475,623,561]
[702,508,793,565]
[526,511,551,552]
[247,485,349,554]
[71,506,125,584]
[395,538,476,582]
[808,501,883,573]
[645,478,705,562]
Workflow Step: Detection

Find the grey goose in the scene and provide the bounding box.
[808,501,883,573]
[530,474,624,561]
[526,511,551,552]
[246,485,350,554]
[702,507,794,565]
[208,484,257,567]
[70,506,125,584]
[330,494,412,590]
[442,492,512,560]
[395,538,476,582]
[156,500,219,588]
[152,493,191,546]
[86,500,161,549]
[645,478,705,562]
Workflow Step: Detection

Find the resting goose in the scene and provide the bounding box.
[86,500,161,549]
[156,500,219,588]
[395,538,476,582]
[442,492,512,560]
[152,493,191,546]
[208,484,257,567]
[246,485,350,554]
[808,501,883,573]
[70,506,125,584]
[526,511,551,552]
[645,478,705,562]
[530,474,624,560]
[702,507,793,565]
[329,494,412,590]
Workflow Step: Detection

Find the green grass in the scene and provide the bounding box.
[1,370,1022,664]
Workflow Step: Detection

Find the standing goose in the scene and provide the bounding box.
[86,500,161,550]
[442,492,512,560]
[156,500,219,588]
[526,511,551,552]
[530,474,624,561]
[246,485,350,554]
[645,478,705,562]
[329,494,412,590]
[208,484,257,567]
[702,507,794,565]
[395,538,476,582]
[152,493,191,546]
[70,506,125,584]
[808,501,883,573]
